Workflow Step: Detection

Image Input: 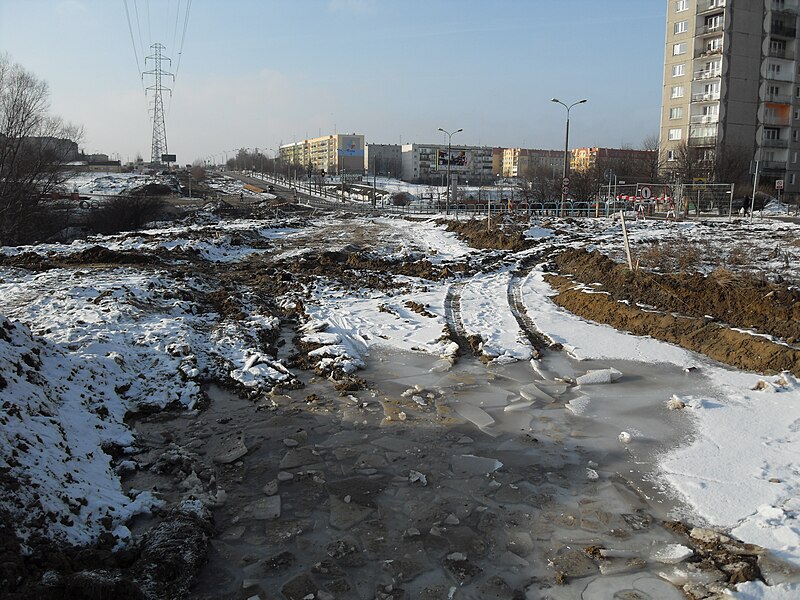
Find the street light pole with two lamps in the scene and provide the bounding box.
[438,127,463,215]
[551,98,587,216]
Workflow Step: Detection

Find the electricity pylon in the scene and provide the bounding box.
[143,43,173,164]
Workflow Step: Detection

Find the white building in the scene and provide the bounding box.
[400,143,495,184]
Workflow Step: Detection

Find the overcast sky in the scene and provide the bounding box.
[0,0,666,164]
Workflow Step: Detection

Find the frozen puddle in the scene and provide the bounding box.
[129,348,725,598]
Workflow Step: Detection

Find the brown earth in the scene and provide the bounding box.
[547,249,800,375]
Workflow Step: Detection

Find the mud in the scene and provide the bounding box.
[546,250,800,375]
[555,248,800,344]
[444,218,533,251]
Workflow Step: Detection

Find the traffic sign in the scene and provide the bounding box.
[562,176,570,186]
[776,179,784,190]
[640,186,652,199]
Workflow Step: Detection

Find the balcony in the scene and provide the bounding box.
[760,160,787,171]
[694,69,722,80]
[772,23,797,37]
[690,114,720,124]
[764,92,793,103]
[772,0,799,15]
[699,0,726,14]
[697,47,723,58]
[692,92,721,102]
[765,69,794,81]
[769,47,795,59]
[762,138,789,148]
[699,23,724,35]
[688,136,718,146]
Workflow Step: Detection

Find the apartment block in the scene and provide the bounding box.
[660,0,800,191]
[364,144,402,177]
[570,147,657,173]
[279,134,365,174]
[400,144,496,184]
[500,148,563,178]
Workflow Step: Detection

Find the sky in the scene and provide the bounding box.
[0,0,667,164]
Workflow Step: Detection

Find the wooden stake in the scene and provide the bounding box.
[620,210,633,271]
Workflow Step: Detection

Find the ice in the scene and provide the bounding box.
[650,543,694,564]
[566,394,591,415]
[450,454,503,476]
[504,400,534,412]
[450,401,495,429]
[577,367,623,385]
[519,382,556,403]
[581,574,686,599]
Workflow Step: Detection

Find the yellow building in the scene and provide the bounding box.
[279,133,365,174]
[500,148,563,178]
[570,147,657,173]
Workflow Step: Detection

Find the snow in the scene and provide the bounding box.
[2,177,800,600]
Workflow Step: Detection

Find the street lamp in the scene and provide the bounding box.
[551,98,587,216]
[438,127,463,215]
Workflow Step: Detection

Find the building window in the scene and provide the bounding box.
[669,107,683,119]
[676,0,689,11]
[668,128,683,141]
[791,173,796,184]
[667,149,677,161]
[673,42,687,55]
[769,63,782,76]
[671,85,685,98]
[672,63,685,77]
[794,130,799,141]
[675,20,688,35]
[793,151,798,163]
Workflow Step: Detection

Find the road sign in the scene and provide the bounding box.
[776,179,784,190]
[562,177,570,186]
[640,186,652,199]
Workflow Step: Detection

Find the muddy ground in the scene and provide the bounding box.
[2,209,799,599]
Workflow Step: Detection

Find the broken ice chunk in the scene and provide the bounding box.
[519,383,555,403]
[566,395,591,415]
[618,431,633,444]
[450,454,503,476]
[650,544,693,564]
[576,368,623,385]
[450,402,495,429]
[504,400,534,412]
[409,470,427,486]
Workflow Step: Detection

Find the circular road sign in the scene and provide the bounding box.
[640,186,652,199]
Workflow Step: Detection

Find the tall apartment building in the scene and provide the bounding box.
[279,133,365,174]
[660,0,800,192]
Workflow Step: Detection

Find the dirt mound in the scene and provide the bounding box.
[555,249,800,344]
[444,219,532,251]
[62,246,158,266]
[130,183,174,197]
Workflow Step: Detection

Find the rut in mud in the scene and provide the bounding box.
[550,249,800,375]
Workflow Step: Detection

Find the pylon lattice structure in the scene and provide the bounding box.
[143,43,173,164]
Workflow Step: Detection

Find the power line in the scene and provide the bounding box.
[170,0,181,59]
[173,0,191,84]
[122,0,144,93]
[133,0,145,64]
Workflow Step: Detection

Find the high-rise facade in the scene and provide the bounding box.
[660,0,800,192]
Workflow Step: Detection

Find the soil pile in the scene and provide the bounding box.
[548,249,800,375]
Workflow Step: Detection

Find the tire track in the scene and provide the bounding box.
[443,280,475,356]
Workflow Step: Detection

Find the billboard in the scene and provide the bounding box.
[436,149,470,171]
[338,136,364,157]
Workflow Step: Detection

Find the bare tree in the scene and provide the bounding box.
[640,133,663,182]
[0,55,82,245]
[713,144,752,184]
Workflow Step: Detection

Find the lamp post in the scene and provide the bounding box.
[438,127,463,215]
[551,98,587,216]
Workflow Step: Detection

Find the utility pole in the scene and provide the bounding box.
[143,43,173,165]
